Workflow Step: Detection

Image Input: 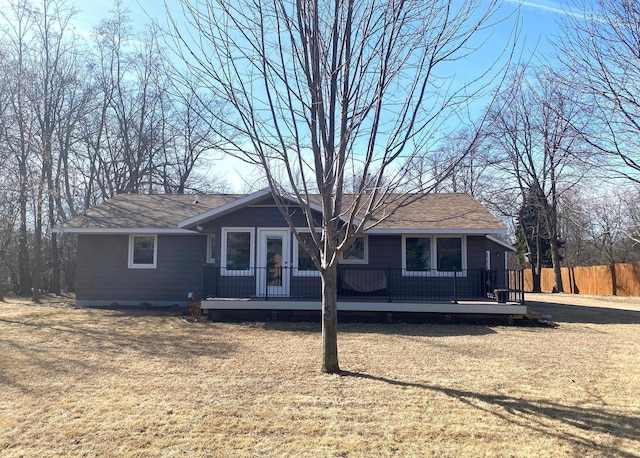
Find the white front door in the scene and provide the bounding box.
[256,229,290,297]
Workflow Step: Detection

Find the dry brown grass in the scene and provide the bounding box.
[1,295,639,457]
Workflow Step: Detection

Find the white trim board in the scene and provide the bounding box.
[200,299,527,315]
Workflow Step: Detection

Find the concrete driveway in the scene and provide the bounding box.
[526,292,640,311]
[525,292,640,324]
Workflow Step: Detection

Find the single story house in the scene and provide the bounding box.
[54,190,526,318]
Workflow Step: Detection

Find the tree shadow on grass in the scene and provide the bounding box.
[341,370,640,457]
[260,320,499,337]
[0,310,238,386]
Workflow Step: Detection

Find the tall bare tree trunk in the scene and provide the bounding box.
[610,263,618,296]
[32,183,43,303]
[532,235,542,293]
[321,265,339,374]
[550,240,563,293]
[18,171,31,296]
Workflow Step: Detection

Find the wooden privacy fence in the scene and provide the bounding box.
[523,261,640,296]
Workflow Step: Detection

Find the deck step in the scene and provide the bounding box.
[524,309,553,321]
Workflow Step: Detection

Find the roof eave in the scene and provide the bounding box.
[365,228,507,235]
[487,235,516,251]
[52,228,198,235]
[177,189,362,228]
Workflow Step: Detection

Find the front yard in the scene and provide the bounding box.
[1,295,639,457]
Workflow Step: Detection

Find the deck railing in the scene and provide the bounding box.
[203,266,525,304]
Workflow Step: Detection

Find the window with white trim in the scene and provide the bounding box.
[402,235,466,275]
[293,231,320,276]
[128,234,157,269]
[404,236,431,272]
[207,234,216,264]
[437,237,463,271]
[221,228,254,275]
[340,235,368,264]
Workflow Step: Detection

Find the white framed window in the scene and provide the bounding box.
[128,234,157,269]
[293,231,320,276]
[207,234,216,264]
[403,236,432,273]
[436,237,463,272]
[340,235,368,264]
[402,235,466,276]
[221,228,254,276]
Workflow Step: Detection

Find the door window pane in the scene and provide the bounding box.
[266,236,283,286]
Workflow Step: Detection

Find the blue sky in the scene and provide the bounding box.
[71,0,576,64]
[65,0,579,191]
[1,0,575,44]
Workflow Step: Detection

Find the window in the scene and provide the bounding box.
[128,234,157,269]
[221,228,254,275]
[404,236,431,271]
[402,235,466,275]
[437,237,462,271]
[340,236,368,264]
[207,234,216,264]
[293,231,320,276]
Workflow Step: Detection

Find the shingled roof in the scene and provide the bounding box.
[54,191,506,234]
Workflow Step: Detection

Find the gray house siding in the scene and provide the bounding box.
[467,236,488,270]
[486,237,511,270]
[201,205,316,231]
[76,234,207,306]
[367,235,402,268]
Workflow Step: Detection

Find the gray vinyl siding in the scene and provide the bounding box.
[367,235,402,267]
[202,205,316,231]
[486,237,513,270]
[76,234,207,304]
[467,236,488,270]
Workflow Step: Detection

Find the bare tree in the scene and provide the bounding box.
[166,0,513,372]
[156,78,230,193]
[557,192,596,268]
[75,3,229,202]
[486,66,588,293]
[555,0,640,183]
[29,0,86,298]
[410,127,492,197]
[0,0,39,297]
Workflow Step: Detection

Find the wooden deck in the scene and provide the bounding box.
[201,298,527,315]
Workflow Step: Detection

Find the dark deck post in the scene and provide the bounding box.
[452,270,458,304]
[214,265,219,297]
